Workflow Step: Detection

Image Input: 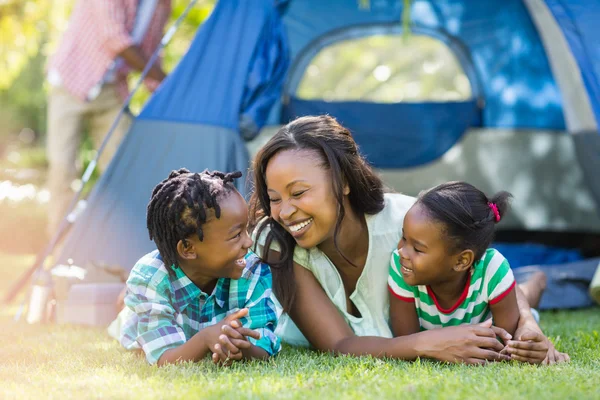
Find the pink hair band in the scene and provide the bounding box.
[489,202,501,222]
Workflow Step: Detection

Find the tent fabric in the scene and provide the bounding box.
[523,0,597,133]
[282,97,481,168]
[278,0,565,130]
[493,243,584,269]
[545,0,600,129]
[56,122,249,269]
[140,0,288,140]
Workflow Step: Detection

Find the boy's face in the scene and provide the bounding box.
[179,190,253,285]
[397,204,459,286]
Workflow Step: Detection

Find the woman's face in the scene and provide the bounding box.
[265,149,339,249]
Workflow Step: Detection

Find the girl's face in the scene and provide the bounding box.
[265,149,340,249]
[397,203,459,286]
[180,190,253,283]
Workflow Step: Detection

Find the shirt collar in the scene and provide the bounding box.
[169,251,261,311]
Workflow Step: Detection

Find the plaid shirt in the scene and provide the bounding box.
[119,250,281,365]
[48,0,171,101]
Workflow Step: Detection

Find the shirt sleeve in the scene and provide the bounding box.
[239,257,282,356]
[92,0,135,57]
[485,250,516,305]
[388,249,417,302]
[122,265,187,365]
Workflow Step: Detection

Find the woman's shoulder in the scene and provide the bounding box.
[369,192,416,228]
[383,192,416,209]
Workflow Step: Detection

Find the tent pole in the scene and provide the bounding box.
[3,0,201,313]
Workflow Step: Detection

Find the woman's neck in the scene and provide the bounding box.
[317,204,369,270]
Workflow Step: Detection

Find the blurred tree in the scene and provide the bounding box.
[0,0,214,139]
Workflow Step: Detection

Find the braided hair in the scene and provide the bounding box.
[416,181,512,261]
[146,168,242,271]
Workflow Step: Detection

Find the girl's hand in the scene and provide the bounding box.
[418,319,512,365]
[543,339,570,365]
[503,327,549,364]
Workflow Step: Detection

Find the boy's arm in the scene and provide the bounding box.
[239,260,282,359]
[161,309,257,366]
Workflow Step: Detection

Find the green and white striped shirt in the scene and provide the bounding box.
[388,248,515,330]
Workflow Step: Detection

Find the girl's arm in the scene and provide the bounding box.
[288,261,511,364]
[489,285,520,337]
[389,293,420,337]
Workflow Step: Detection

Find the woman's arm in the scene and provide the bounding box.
[289,262,511,364]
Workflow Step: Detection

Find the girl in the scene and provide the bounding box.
[112,168,281,365]
[250,115,567,364]
[388,182,522,348]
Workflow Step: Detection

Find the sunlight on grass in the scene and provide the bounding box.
[0,251,599,399]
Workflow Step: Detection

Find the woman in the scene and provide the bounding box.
[249,115,568,364]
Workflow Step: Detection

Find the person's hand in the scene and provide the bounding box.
[210,319,262,365]
[418,319,512,365]
[201,308,260,366]
[542,338,570,365]
[502,325,549,364]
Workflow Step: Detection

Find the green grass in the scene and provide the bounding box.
[1,253,599,400]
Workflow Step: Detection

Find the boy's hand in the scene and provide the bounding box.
[201,308,261,366]
[211,320,262,365]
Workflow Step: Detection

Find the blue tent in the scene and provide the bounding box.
[55,0,600,295]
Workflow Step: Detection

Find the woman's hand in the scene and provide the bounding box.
[416,319,512,365]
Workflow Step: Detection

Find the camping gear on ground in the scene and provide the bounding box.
[590,263,600,305]
[26,269,53,324]
[59,283,125,326]
[8,0,600,323]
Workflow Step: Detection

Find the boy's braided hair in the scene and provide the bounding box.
[146,168,242,271]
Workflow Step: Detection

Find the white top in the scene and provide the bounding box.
[253,193,416,346]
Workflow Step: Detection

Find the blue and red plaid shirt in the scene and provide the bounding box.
[118,250,281,365]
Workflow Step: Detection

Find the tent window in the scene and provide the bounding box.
[296,34,472,103]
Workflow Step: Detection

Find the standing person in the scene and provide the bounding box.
[249,115,568,364]
[45,0,172,235]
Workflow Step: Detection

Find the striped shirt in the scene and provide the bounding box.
[119,250,281,364]
[47,0,171,101]
[388,248,516,330]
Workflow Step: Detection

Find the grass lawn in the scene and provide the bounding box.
[1,252,599,400]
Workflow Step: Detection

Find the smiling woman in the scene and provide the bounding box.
[249,115,565,365]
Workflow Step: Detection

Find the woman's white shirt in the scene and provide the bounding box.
[253,193,415,346]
